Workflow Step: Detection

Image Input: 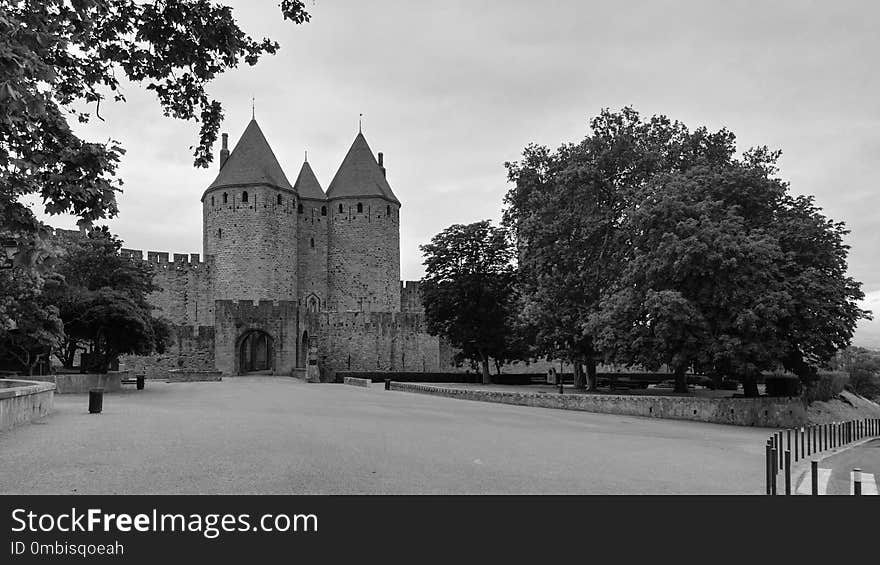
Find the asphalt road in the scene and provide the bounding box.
[809,439,880,495]
[0,377,770,494]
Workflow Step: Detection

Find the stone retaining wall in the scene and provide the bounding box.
[166,369,223,383]
[389,383,807,427]
[0,379,55,432]
[343,377,372,388]
[25,373,123,394]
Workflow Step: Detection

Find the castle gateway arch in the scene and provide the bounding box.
[238,330,274,373]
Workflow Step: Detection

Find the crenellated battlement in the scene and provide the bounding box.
[121,248,214,270]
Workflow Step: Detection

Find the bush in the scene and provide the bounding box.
[847,370,880,400]
[764,374,801,397]
[803,371,849,403]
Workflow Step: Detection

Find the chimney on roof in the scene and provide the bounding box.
[378,152,386,177]
[219,133,230,169]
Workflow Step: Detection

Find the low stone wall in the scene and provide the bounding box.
[0,379,55,432]
[167,369,223,383]
[26,373,123,394]
[343,377,372,388]
[388,383,807,427]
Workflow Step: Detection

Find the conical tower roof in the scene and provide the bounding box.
[293,160,326,200]
[207,119,294,192]
[326,132,400,204]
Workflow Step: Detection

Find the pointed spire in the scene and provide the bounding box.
[207,119,293,191]
[294,159,326,201]
[326,132,399,204]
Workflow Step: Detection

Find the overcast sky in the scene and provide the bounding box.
[33,0,880,347]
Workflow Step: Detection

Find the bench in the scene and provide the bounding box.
[121,374,146,390]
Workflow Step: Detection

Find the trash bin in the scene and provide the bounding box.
[385,379,391,390]
[136,375,145,390]
[88,388,104,414]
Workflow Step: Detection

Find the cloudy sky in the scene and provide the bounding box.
[34,0,880,347]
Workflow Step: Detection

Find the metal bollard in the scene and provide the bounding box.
[766,440,773,495]
[771,446,778,495]
[384,379,391,390]
[88,388,104,414]
[811,460,818,496]
[778,432,784,470]
[558,381,563,394]
[853,468,862,496]
[136,374,145,390]
[784,450,791,495]
[794,427,799,461]
[813,425,817,453]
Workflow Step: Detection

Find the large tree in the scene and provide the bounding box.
[503,107,737,389]
[0,0,310,257]
[0,268,64,375]
[589,143,866,396]
[419,221,518,384]
[46,227,171,372]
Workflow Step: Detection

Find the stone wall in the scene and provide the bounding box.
[400,280,424,313]
[327,196,400,312]
[121,250,215,326]
[0,379,55,432]
[121,325,215,379]
[24,373,122,394]
[388,383,808,427]
[307,311,446,381]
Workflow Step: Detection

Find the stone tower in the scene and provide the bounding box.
[201,119,298,301]
[294,157,328,311]
[326,132,401,312]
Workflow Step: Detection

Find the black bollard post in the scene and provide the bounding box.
[558,381,563,394]
[813,425,817,453]
[811,460,819,496]
[766,440,773,495]
[384,379,391,391]
[784,450,791,495]
[88,388,104,414]
[853,468,862,496]
[136,374,145,390]
[801,426,805,456]
[794,427,799,461]
[771,446,778,495]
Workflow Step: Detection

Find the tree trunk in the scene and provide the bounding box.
[573,362,586,389]
[585,358,597,391]
[673,365,688,393]
[480,354,491,385]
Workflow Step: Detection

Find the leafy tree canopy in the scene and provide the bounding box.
[419,220,519,384]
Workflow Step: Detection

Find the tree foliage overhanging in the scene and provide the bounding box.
[502,107,870,395]
[0,0,310,258]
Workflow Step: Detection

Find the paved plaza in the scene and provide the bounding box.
[0,377,771,494]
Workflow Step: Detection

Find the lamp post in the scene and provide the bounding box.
[1,238,18,269]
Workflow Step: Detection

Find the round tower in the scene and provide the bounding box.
[202,119,298,301]
[294,156,329,311]
[326,132,401,312]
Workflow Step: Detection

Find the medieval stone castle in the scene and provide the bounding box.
[120,118,454,380]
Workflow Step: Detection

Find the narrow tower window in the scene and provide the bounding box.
[357,202,363,213]
[211,196,215,206]
[217,228,222,238]
[310,237,315,249]
[242,191,249,203]
[277,194,283,205]
[338,204,343,214]
[297,203,303,214]
[223,192,228,204]
[321,206,327,216]
[386,205,391,216]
